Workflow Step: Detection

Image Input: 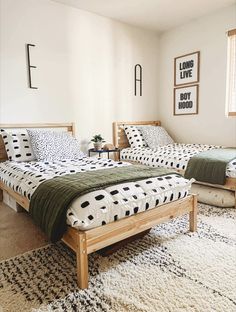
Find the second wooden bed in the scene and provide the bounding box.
[113,120,236,208]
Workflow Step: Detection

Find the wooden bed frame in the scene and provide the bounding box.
[113,121,236,207]
[0,123,197,289]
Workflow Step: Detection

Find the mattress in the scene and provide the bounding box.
[121,144,236,178]
[0,156,192,230]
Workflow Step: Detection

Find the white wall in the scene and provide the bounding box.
[1,1,235,148]
[0,0,159,149]
[159,5,236,146]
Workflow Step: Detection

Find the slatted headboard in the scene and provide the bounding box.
[113,121,161,149]
[0,123,75,162]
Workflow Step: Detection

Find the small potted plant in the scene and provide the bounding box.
[91,134,105,150]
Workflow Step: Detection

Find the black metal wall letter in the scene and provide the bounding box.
[26,44,38,89]
[134,64,142,96]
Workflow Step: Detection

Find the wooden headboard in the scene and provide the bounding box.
[0,123,75,162]
[113,121,161,149]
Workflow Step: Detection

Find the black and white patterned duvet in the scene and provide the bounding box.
[121,144,236,178]
[0,156,192,230]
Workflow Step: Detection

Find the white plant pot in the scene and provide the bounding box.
[93,142,103,150]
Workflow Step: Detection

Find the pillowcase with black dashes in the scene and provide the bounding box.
[0,129,36,161]
[124,126,147,148]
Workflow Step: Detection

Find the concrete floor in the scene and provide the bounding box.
[0,202,48,261]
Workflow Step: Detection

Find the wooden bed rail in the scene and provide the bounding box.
[62,194,197,289]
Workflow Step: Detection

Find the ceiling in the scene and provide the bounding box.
[52,0,236,33]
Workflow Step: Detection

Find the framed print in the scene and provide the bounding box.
[174,51,200,86]
[174,84,199,116]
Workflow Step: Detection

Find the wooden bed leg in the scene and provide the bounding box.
[189,194,198,232]
[76,232,88,289]
[234,191,236,209]
[0,188,3,202]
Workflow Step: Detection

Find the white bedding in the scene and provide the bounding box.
[0,156,192,230]
[121,144,236,178]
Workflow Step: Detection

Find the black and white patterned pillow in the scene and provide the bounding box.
[27,129,85,161]
[139,126,174,148]
[124,126,147,148]
[0,129,36,162]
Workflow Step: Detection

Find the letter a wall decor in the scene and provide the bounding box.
[173,51,200,115]
[134,64,142,96]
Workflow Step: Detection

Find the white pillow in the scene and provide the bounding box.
[0,129,36,162]
[139,126,174,148]
[124,125,147,148]
[27,129,85,161]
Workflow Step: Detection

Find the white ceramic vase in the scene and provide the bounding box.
[93,142,103,150]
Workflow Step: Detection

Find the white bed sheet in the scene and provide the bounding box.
[0,157,192,230]
[121,144,236,178]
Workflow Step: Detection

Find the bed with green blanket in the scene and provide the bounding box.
[26,162,197,289]
[184,148,236,185]
[29,165,183,242]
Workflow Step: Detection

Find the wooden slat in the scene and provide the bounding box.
[228,112,236,117]
[228,29,236,37]
[115,121,161,126]
[0,123,74,129]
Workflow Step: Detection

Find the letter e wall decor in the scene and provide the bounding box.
[26,43,38,89]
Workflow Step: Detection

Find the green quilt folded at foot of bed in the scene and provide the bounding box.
[29,165,179,242]
[184,148,236,185]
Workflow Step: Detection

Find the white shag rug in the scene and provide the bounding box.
[0,203,236,312]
